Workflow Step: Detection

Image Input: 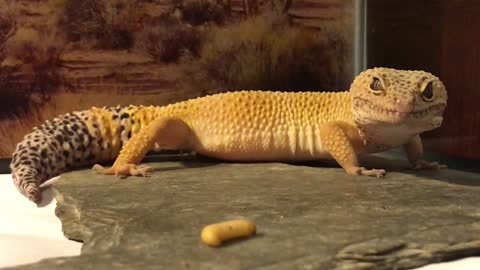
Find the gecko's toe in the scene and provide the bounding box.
[92,164,106,173]
[346,166,386,178]
[359,168,386,178]
[414,160,447,171]
[357,167,386,178]
[107,164,153,177]
[130,165,154,177]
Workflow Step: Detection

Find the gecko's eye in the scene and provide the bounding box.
[422,81,434,101]
[369,77,384,94]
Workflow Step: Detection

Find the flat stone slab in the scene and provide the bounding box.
[5,155,480,270]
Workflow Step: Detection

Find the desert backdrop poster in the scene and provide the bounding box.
[0,0,353,159]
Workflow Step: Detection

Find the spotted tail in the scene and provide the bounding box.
[10,105,160,203]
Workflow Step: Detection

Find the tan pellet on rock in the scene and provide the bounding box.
[201,219,256,247]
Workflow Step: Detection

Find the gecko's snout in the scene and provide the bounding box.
[393,97,415,113]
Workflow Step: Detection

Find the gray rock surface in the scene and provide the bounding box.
[5,155,480,270]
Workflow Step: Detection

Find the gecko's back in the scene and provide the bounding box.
[175,91,353,161]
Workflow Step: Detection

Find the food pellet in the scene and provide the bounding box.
[201,219,256,247]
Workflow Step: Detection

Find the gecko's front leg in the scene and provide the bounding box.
[93,117,193,177]
[319,121,386,178]
[403,135,447,171]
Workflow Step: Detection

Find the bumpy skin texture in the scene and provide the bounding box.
[11,68,448,203]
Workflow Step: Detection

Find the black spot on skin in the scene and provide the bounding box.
[127,131,132,138]
[21,160,32,166]
[93,123,98,129]
[63,126,72,133]
[112,115,119,120]
[55,135,64,144]
[119,126,125,132]
[30,146,39,152]
[120,113,129,119]
[87,135,94,146]
[72,124,79,131]
[40,161,46,168]
[41,149,48,158]
[63,150,69,157]
[51,141,58,149]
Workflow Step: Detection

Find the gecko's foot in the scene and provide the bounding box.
[125,164,154,177]
[347,166,386,178]
[413,160,447,171]
[92,163,153,177]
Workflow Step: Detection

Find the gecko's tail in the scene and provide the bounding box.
[10,111,97,203]
[10,106,159,203]
[10,128,59,203]
[11,165,42,202]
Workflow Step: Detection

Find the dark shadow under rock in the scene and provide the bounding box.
[4,156,480,270]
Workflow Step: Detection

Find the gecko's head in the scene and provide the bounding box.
[350,67,447,132]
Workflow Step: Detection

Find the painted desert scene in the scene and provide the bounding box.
[0,0,353,158]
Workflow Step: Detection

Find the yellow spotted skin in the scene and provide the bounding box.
[12,67,448,203]
[179,91,353,161]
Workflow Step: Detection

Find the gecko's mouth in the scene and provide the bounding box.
[353,98,446,122]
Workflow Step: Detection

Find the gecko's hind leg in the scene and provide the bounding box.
[93,117,192,178]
